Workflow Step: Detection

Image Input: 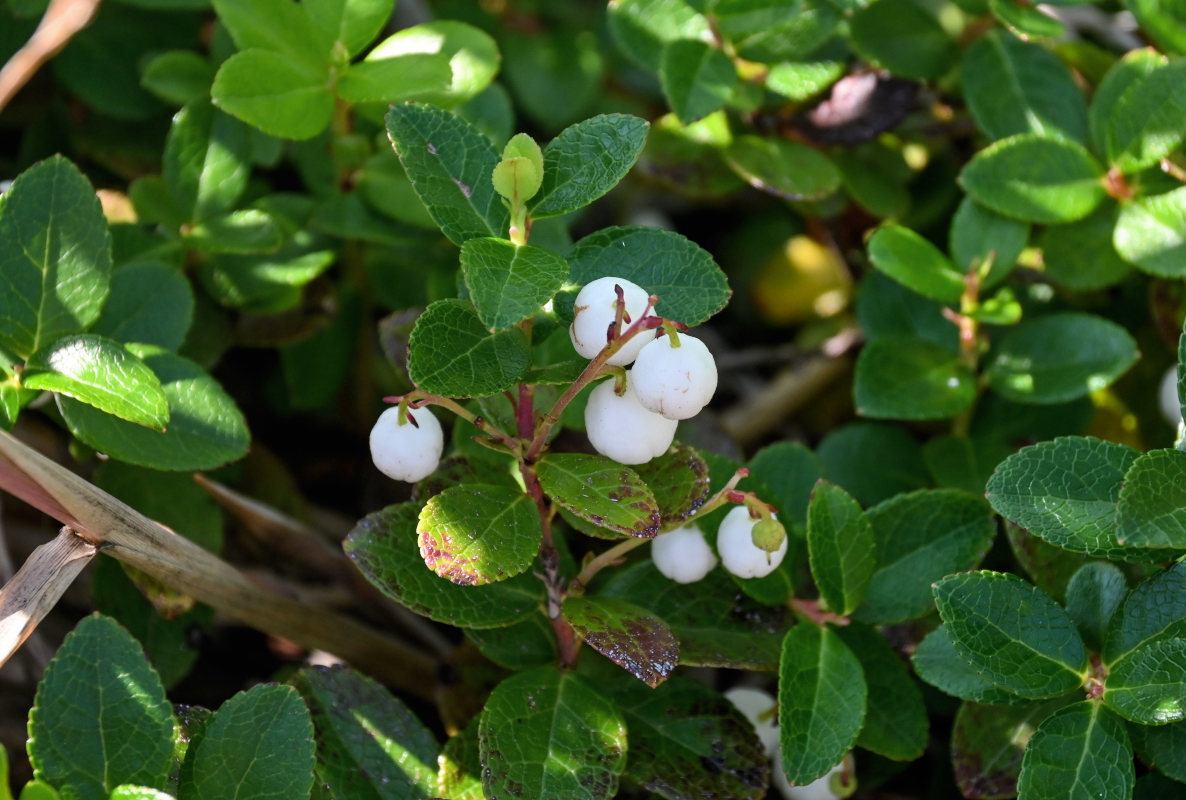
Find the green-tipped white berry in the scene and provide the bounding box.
[718,506,787,579]
[369,406,443,483]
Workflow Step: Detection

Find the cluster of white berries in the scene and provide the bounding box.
[571,276,718,466]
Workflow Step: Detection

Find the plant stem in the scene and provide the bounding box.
[521,459,582,667]
[571,536,648,590]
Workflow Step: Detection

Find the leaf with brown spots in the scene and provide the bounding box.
[537,453,662,538]
[417,485,542,586]
[563,596,679,688]
[634,445,710,532]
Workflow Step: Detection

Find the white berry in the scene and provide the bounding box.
[777,760,846,800]
[651,524,717,583]
[631,333,718,420]
[585,376,677,465]
[723,687,779,757]
[369,406,443,483]
[1160,366,1181,427]
[569,276,655,366]
[718,506,787,579]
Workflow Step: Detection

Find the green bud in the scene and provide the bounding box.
[829,768,857,799]
[750,517,786,554]
[503,132,544,175]
[492,156,543,205]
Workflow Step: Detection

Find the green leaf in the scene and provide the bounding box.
[182,208,284,253]
[985,312,1139,405]
[778,624,867,785]
[1065,562,1127,652]
[211,50,332,140]
[867,224,965,305]
[303,0,393,57]
[210,0,327,66]
[607,0,711,72]
[336,53,453,104]
[1090,49,1166,157]
[849,0,955,80]
[406,299,530,397]
[986,437,1156,559]
[913,625,1027,705]
[501,29,603,133]
[465,614,556,670]
[537,453,662,539]
[437,721,483,800]
[385,103,507,244]
[837,624,927,761]
[723,135,841,201]
[478,667,627,800]
[1124,0,1186,55]
[562,226,731,326]
[0,155,111,358]
[179,684,314,800]
[816,421,930,507]
[713,0,840,62]
[959,134,1106,224]
[1041,205,1133,290]
[1016,702,1133,800]
[1103,639,1186,724]
[806,481,875,616]
[28,616,173,800]
[57,346,248,471]
[460,239,568,332]
[109,788,173,800]
[529,114,649,219]
[1105,561,1186,666]
[855,489,996,624]
[1116,449,1186,549]
[633,445,711,532]
[950,698,1072,799]
[1114,186,1186,277]
[140,50,215,106]
[854,336,977,421]
[417,484,541,586]
[949,196,1030,287]
[164,101,250,223]
[856,271,959,355]
[834,145,911,219]
[366,21,499,107]
[989,0,1066,38]
[17,782,59,800]
[91,263,194,351]
[1106,60,1186,173]
[922,434,1013,496]
[1130,720,1186,783]
[345,503,545,629]
[22,335,168,429]
[746,441,822,534]
[601,561,787,670]
[292,665,438,799]
[961,31,1087,143]
[933,571,1088,699]
[659,39,736,125]
[563,596,679,687]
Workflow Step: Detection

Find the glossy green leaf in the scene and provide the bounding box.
[1106,60,1186,173]
[91,262,194,350]
[959,134,1105,224]
[990,0,1066,37]
[806,481,874,616]
[867,224,965,305]
[778,624,866,785]
[57,346,248,471]
[164,100,250,223]
[849,0,955,80]
[211,0,327,66]
[913,625,1026,705]
[1124,0,1186,54]
[816,422,930,507]
[1130,720,1186,783]
[855,336,977,420]
[211,50,332,140]
[1116,449,1186,549]
[28,616,173,800]
[766,62,845,104]
[714,0,840,62]
[537,453,661,539]
[1114,186,1186,277]
[179,684,314,800]
[606,0,711,72]
[562,226,731,326]
[601,561,787,670]
[746,442,822,534]
[1016,702,1133,800]
[1105,561,1186,669]
[659,39,736,125]
[1065,562,1127,652]
[140,50,215,106]
[367,22,499,107]
[22,335,168,429]
[0,155,111,358]
[838,623,927,760]
[950,698,1071,799]
[303,0,393,57]
[934,571,1087,699]
[478,666,627,800]
[949,197,1030,287]
[529,114,649,219]
[1041,205,1132,290]
[563,596,678,687]
[985,313,1139,405]
[417,484,541,586]
[460,239,568,332]
[1103,639,1186,724]
[17,781,59,800]
[345,503,545,629]
[336,53,453,104]
[182,209,284,253]
[384,103,508,244]
[1090,49,1166,157]
[961,31,1087,143]
[406,299,530,397]
[292,665,438,799]
[724,135,841,201]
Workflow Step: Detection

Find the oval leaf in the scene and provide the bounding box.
[855,336,977,421]
[838,623,928,761]
[1106,59,1186,173]
[211,49,333,141]
[1104,639,1186,725]
[418,484,542,585]
[407,299,531,397]
[529,114,649,219]
[460,238,568,332]
[724,135,841,201]
[91,262,195,351]
[1113,185,1186,277]
[1016,702,1133,800]
[913,625,1028,706]
[807,481,875,616]
[537,453,661,539]
[867,224,965,305]
[563,596,679,687]
[659,39,737,125]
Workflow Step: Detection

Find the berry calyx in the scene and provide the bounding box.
[569,276,655,366]
[584,375,677,465]
[369,405,444,483]
[651,523,718,583]
[631,332,718,420]
[751,517,787,555]
[717,506,788,579]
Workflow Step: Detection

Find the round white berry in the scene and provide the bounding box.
[569,276,655,366]
[777,759,846,800]
[585,376,677,465]
[631,333,718,420]
[723,687,779,758]
[651,524,718,583]
[1160,366,1181,427]
[717,506,787,579]
[369,406,443,483]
